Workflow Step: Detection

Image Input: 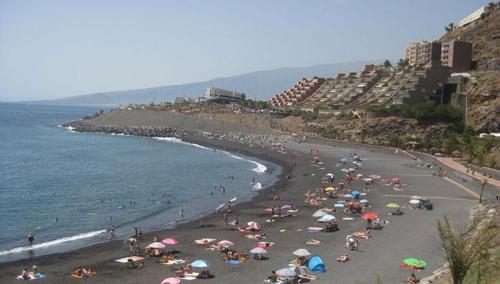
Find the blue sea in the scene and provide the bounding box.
[0,103,280,262]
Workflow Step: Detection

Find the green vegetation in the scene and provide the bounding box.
[445,22,455,33]
[367,101,464,124]
[383,59,392,68]
[437,212,498,284]
[240,99,269,109]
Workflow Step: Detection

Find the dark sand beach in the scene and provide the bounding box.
[0,113,489,284]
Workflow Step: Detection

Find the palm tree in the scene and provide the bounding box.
[445,22,455,33]
[479,179,488,204]
[383,60,392,68]
[437,214,497,284]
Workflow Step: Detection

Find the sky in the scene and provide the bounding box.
[0,0,490,101]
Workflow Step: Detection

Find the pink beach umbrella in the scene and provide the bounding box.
[162,238,179,245]
[247,221,261,231]
[161,277,181,284]
[217,240,235,248]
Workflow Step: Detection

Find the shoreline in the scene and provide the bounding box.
[0,129,294,267]
[0,115,486,283]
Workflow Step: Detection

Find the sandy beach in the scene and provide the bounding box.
[1,123,490,284]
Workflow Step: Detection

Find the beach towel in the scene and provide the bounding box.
[161,259,186,265]
[342,217,354,221]
[180,276,197,281]
[307,227,322,233]
[114,256,144,263]
[16,273,46,280]
[305,239,323,245]
[225,260,241,265]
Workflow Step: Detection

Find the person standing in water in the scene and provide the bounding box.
[27,233,34,245]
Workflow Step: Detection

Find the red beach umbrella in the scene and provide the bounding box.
[362,213,379,220]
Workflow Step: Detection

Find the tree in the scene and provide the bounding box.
[445,22,455,33]
[397,58,409,69]
[437,215,497,284]
[383,60,392,68]
[479,179,488,204]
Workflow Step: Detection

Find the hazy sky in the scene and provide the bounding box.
[0,0,489,101]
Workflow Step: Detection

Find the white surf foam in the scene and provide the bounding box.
[252,182,263,191]
[0,230,106,256]
[152,137,210,150]
[58,125,75,133]
[154,138,267,173]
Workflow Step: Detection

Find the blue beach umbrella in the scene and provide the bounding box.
[334,204,345,208]
[191,259,209,268]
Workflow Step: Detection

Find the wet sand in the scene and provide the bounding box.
[0,133,481,284]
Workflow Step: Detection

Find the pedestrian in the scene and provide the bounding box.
[367,218,372,229]
[27,233,34,245]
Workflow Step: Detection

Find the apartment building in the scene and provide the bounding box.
[441,40,473,72]
[405,41,442,66]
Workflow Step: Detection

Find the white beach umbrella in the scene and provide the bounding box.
[250,247,268,254]
[409,199,421,204]
[318,214,336,223]
[146,242,166,249]
[312,210,328,217]
[276,268,297,277]
[293,248,311,257]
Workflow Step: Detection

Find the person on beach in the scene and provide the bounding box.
[406,273,417,284]
[109,225,116,240]
[179,208,184,218]
[31,265,39,275]
[21,268,30,280]
[27,233,34,245]
[367,218,372,229]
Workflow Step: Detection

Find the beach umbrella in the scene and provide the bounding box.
[362,213,379,220]
[409,199,421,204]
[360,199,369,203]
[364,178,373,183]
[161,277,181,284]
[293,248,311,257]
[340,158,348,162]
[341,168,349,173]
[276,268,297,277]
[191,259,209,268]
[281,204,292,210]
[312,210,328,217]
[324,186,336,192]
[217,240,234,248]
[356,173,363,178]
[386,203,400,209]
[146,242,166,249]
[247,221,261,231]
[369,175,381,179]
[250,247,267,254]
[360,192,367,196]
[348,168,355,172]
[334,203,345,208]
[161,238,178,245]
[325,173,334,177]
[318,214,336,222]
[411,196,422,200]
[344,194,353,199]
[402,258,427,270]
[308,256,326,272]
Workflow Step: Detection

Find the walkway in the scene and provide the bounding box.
[437,157,500,189]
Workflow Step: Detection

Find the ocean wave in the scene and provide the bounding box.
[221,151,267,173]
[252,182,263,191]
[0,230,106,256]
[58,125,75,133]
[152,137,210,150]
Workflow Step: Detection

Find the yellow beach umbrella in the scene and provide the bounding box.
[386,203,400,209]
[324,186,336,192]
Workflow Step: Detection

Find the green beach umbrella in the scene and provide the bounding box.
[360,199,369,203]
[386,203,400,209]
[403,258,427,269]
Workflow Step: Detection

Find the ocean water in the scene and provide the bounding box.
[0,103,280,262]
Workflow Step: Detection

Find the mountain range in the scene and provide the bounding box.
[32,61,377,106]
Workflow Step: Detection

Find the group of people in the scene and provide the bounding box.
[19,265,39,280]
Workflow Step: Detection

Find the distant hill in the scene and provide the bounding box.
[32,61,376,106]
